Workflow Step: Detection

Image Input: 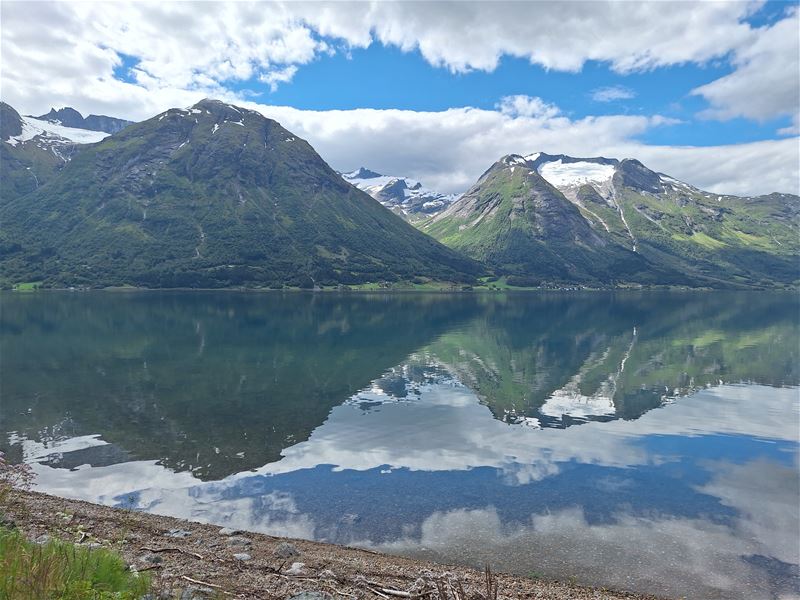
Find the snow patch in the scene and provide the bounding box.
[538,160,615,188]
[212,123,219,134]
[5,116,108,146]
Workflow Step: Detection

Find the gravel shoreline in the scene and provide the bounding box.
[3,490,665,599]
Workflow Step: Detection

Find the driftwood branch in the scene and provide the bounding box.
[180,575,232,595]
[140,545,203,560]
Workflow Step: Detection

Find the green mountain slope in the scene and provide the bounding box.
[424,153,799,288]
[0,102,81,205]
[1,99,481,288]
[423,156,668,285]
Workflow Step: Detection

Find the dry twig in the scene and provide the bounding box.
[140,545,203,560]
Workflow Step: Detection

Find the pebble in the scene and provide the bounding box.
[284,561,306,575]
[287,593,332,600]
[180,586,214,600]
[273,541,300,558]
[226,535,252,547]
[232,552,251,561]
[140,553,163,565]
[34,534,50,544]
[164,528,192,538]
[218,527,241,536]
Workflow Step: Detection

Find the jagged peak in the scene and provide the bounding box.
[39,106,85,120]
[343,167,382,179]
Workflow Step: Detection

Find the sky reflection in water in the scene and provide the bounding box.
[1,291,798,599]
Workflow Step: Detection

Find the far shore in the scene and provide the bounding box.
[4,489,665,600]
[5,282,790,293]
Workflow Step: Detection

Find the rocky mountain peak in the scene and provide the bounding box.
[0,102,23,141]
[345,167,382,179]
[614,158,663,193]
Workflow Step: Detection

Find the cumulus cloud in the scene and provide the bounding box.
[496,95,560,118]
[260,65,299,92]
[1,1,797,197]
[0,1,787,112]
[299,1,760,74]
[239,101,798,196]
[591,85,637,103]
[692,8,800,131]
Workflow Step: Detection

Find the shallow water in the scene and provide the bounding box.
[1,291,798,599]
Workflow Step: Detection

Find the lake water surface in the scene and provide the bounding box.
[1,291,798,599]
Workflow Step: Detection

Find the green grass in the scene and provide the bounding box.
[671,231,727,249]
[0,527,151,599]
[12,281,43,291]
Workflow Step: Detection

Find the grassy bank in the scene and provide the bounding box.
[0,527,150,599]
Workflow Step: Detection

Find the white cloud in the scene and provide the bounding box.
[260,65,299,92]
[692,8,800,130]
[239,101,798,196]
[301,1,760,74]
[496,95,560,118]
[1,1,797,197]
[591,85,637,103]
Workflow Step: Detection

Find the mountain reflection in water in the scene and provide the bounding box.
[1,291,798,600]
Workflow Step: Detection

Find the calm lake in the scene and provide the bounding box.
[1,291,798,599]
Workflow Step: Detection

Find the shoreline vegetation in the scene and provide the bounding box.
[1,490,663,600]
[8,280,798,293]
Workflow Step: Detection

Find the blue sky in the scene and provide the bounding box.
[102,1,797,148]
[253,45,793,147]
[3,0,798,195]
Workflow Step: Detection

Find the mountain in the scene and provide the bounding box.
[0,99,481,289]
[1,102,110,204]
[424,152,799,288]
[341,167,459,221]
[35,106,133,134]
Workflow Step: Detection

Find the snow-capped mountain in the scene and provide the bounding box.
[34,107,133,134]
[341,167,459,221]
[5,113,110,150]
[1,102,112,202]
[425,150,799,288]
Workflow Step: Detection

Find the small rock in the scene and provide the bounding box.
[34,534,50,545]
[284,561,306,575]
[273,541,300,558]
[218,527,240,536]
[287,593,332,600]
[84,542,102,550]
[180,586,213,600]
[318,569,337,580]
[140,553,163,565]
[226,535,252,547]
[165,528,192,538]
[232,552,251,561]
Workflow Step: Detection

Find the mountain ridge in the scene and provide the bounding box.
[34,106,133,134]
[424,152,799,288]
[341,167,459,222]
[1,98,796,290]
[0,99,482,288]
